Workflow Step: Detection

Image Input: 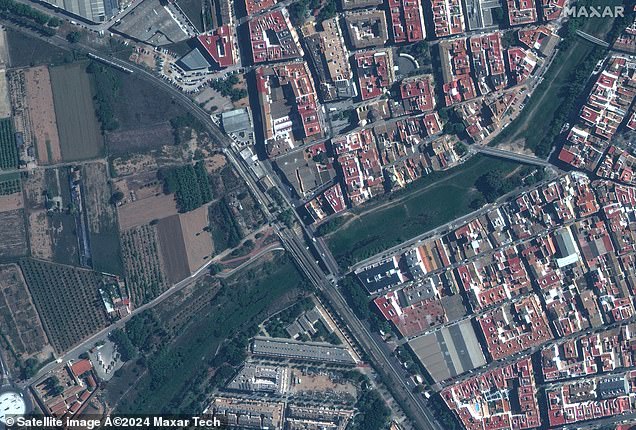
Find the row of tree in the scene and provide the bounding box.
[0,0,61,36]
[87,61,121,131]
[161,162,212,212]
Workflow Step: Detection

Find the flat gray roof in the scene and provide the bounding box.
[409,319,486,383]
[222,108,252,134]
[252,337,355,364]
[179,48,212,71]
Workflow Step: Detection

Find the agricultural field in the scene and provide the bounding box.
[81,163,123,276]
[110,72,186,131]
[326,156,522,268]
[23,167,80,266]
[6,29,68,68]
[178,205,213,273]
[105,123,175,155]
[49,63,104,161]
[114,172,179,230]
[110,153,159,177]
[22,66,62,164]
[0,209,28,259]
[120,224,169,307]
[0,264,51,359]
[19,259,110,353]
[112,255,306,414]
[0,191,23,212]
[0,172,20,196]
[0,118,18,169]
[0,70,12,119]
[156,215,190,285]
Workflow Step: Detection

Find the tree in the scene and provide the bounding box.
[454,142,467,156]
[288,0,309,25]
[110,191,124,205]
[351,389,390,430]
[312,152,327,164]
[492,7,505,25]
[110,328,138,361]
[317,0,337,22]
[47,17,61,27]
[470,195,487,210]
[22,357,39,379]
[66,31,81,43]
[340,276,370,320]
[475,171,504,202]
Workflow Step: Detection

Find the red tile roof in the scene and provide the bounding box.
[197,25,234,68]
[70,359,92,378]
[388,0,426,43]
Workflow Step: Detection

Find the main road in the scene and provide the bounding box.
[3,21,442,430]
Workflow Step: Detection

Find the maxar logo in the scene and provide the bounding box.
[563,5,625,18]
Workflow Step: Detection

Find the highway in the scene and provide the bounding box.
[2,21,443,429]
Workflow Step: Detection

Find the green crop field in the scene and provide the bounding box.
[0,172,20,196]
[0,119,18,170]
[19,259,110,353]
[326,156,522,268]
[49,63,104,161]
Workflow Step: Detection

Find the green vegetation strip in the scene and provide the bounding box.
[489,0,630,156]
[116,257,305,414]
[0,0,60,36]
[325,155,523,268]
[87,61,121,131]
[0,118,18,170]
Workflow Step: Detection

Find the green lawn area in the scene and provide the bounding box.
[326,155,522,268]
[489,0,623,155]
[116,256,305,414]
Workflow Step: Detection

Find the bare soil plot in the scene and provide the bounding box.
[19,259,110,354]
[22,170,53,260]
[0,70,12,119]
[116,171,179,230]
[111,153,158,177]
[49,63,104,161]
[0,209,27,258]
[81,163,123,275]
[0,264,51,358]
[118,193,178,230]
[157,215,190,284]
[23,66,62,164]
[0,27,10,66]
[289,371,357,397]
[105,122,175,155]
[179,205,213,273]
[27,210,52,261]
[120,224,169,307]
[204,153,227,173]
[0,192,23,212]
